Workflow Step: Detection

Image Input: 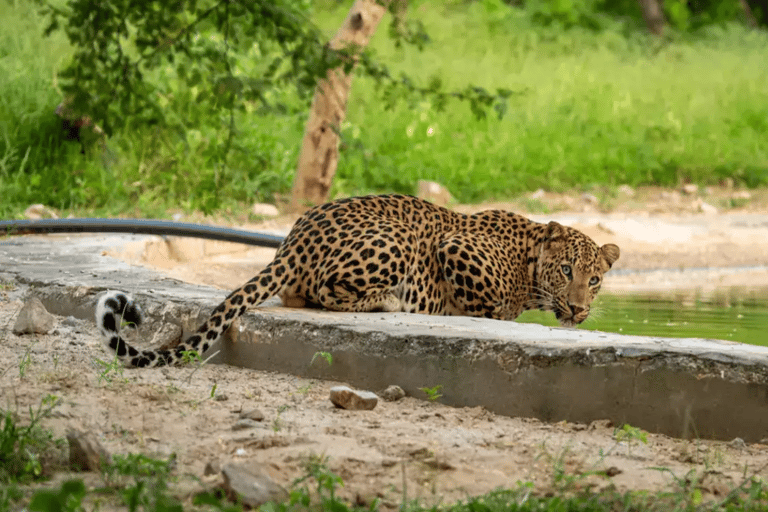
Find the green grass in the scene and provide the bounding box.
[330,2,768,201]
[1,0,767,216]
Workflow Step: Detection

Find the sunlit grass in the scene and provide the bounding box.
[1,0,767,216]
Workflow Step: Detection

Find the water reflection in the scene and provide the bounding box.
[516,286,768,346]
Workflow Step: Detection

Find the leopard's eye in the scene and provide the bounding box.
[589,276,600,286]
[561,265,572,277]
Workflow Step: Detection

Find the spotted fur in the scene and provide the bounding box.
[96,194,620,367]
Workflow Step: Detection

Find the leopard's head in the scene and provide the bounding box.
[531,221,620,327]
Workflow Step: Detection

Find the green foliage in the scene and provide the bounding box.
[1,1,767,218]
[0,395,64,484]
[419,385,443,402]
[28,479,86,512]
[310,351,333,366]
[103,453,181,512]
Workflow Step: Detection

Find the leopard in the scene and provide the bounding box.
[96,194,620,368]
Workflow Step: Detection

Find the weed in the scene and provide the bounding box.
[272,404,290,433]
[310,351,333,366]
[613,423,648,456]
[180,349,201,365]
[418,385,443,402]
[102,453,181,511]
[18,342,34,378]
[94,355,128,385]
[0,394,64,483]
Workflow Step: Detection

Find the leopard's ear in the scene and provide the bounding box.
[600,243,620,269]
[544,221,568,244]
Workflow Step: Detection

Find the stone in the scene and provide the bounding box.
[232,419,260,431]
[694,199,718,215]
[24,204,59,220]
[67,429,110,471]
[330,385,378,410]
[681,184,698,195]
[252,203,280,217]
[617,184,635,197]
[728,437,746,450]
[580,193,598,205]
[529,189,546,200]
[416,180,452,207]
[221,462,288,508]
[13,297,56,335]
[204,460,221,476]
[239,409,265,421]
[380,385,406,402]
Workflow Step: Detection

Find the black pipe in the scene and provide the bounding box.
[0,218,285,248]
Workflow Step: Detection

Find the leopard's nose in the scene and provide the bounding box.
[569,304,587,316]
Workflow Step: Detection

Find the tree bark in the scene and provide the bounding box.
[637,0,666,35]
[289,0,391,212]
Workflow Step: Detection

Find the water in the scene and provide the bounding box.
[516,286,768,346]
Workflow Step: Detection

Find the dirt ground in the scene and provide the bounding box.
[3,187,768,506]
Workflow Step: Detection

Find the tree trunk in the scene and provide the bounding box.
[288,0,391,212]
[637,0,666,35]
[740,0,759,27]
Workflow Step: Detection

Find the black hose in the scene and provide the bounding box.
[0,218,285,248]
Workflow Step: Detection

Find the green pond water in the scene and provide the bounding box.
[516,286,768,346]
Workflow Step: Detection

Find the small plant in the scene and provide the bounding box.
[102,453,180,511]
[94,355,127,385]
[210,383,218,399]
[180,349,201,365]
[18,342,34,378]
[613,423,648,457]
[310,351,333,366]
[418,385,443,402]
[272,405,290,433]
[28,479,86,512]
[0,394,64,483]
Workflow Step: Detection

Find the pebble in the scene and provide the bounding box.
[416,180,452,207]
[239,408,266,421]
[330,385,378,410]
[380,385,406,402]
[252,203,280,217]
[12,297,57,335]
[221,462,288,508]
[68,429,111,471]
[232,419,260,431]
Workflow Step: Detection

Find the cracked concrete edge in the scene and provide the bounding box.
[3,234,768,441]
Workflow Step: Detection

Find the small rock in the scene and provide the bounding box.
[232,419,260,431]
[416,180,452,207]
[529,188,546,200]
[617,184,635,197]
[13,297,56,335]
[732,190,751,200]
[239,409,265,421]
[221,462,288,508]
[214,394,229,402]
[380,385,406,402]
[330,386,378,411]
[681,184,698,195]
[580,193,598,204]
[588,419,613,430]
[252,203,279,217]
[67,429,111,471]
[62,316,80,327]
[695,199,718,215]
[204,460,221,476]
[728,437,746,450]
[24,204,59,220]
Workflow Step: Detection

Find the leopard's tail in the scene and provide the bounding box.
[96,261,288,368]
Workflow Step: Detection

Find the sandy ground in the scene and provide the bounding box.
[3,188,768,506]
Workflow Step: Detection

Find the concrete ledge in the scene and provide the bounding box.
[3,235,768,442]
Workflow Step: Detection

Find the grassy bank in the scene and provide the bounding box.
[1,0,767,216]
